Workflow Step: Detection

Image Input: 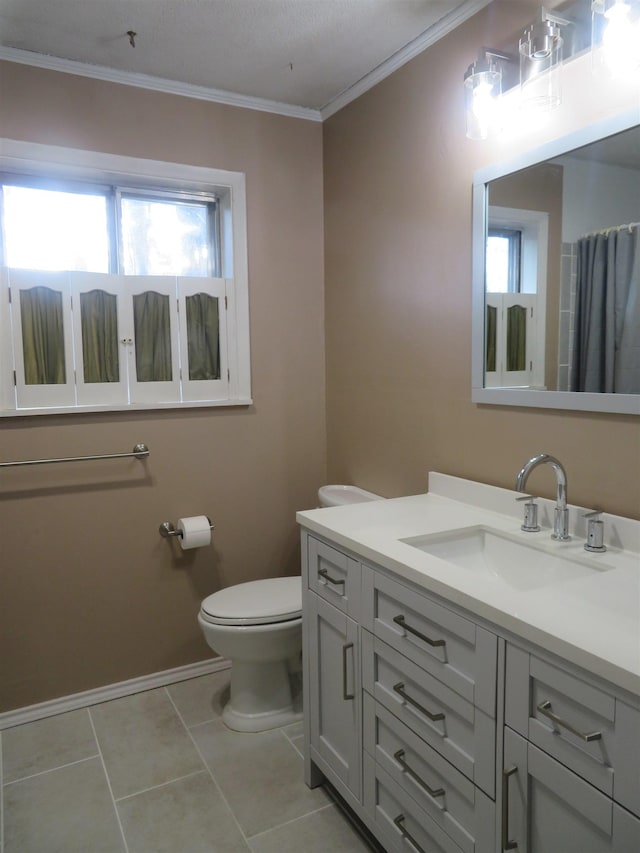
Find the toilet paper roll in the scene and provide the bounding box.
[177,516,212,550]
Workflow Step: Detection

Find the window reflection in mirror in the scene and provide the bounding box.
[481,124,640,397]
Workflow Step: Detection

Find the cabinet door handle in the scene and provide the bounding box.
[342,642,355,700]
[394,749,445,800]
[393,814,426,853]
[536,700,602,743]
[502,765,518,851]
[318,568,345,588]
[393,682,445,722]
[393,614,446,648]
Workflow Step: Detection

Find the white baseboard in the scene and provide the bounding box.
[0,657,231,730]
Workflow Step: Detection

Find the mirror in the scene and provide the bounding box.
[472,110,640,414]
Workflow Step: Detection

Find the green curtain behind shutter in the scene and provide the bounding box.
[20,286,66,385]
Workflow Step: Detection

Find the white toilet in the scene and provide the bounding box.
[198,577,302,732]
[198,485,384,733]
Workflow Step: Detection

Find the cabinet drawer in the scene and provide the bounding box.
[363,752,464,853]
[363,693,495,853]
[307,536,360,619]
[361,565,497,715]
[505,644,640,816]
[362,630,495,796]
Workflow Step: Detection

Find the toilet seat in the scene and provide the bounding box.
[200,576,302,626]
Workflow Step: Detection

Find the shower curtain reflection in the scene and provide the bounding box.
[570,223,640,394]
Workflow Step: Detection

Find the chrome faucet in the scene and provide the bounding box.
[516,453,571,541]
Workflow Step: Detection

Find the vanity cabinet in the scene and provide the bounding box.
[302,528,640,853]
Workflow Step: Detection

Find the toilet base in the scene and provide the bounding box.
[222,703,303,733]
[222,659,302,733]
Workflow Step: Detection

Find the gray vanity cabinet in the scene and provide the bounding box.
[301,528,640,853]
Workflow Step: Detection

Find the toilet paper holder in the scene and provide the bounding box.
[159,518,214,539]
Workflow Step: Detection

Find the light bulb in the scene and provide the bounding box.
[594,0,640,77]
[472,81,496,137]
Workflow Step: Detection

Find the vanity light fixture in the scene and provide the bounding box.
[591,0,640,78]
[519,10,568,113]
[463,49,514,140]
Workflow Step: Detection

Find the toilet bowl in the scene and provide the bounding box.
[198,576,302,732]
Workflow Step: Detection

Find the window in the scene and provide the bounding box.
[0,141,250,415]
[484,206,549,389]
[486,228,522,293]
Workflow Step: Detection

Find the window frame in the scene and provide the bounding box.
[0,139,251,416]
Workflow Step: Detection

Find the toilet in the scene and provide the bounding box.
[198,577,302,732]
[198,485,384,733]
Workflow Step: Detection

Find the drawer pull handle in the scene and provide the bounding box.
[502,765,518,851]
[536,700,602,743]
[394,749,445,799]
[342,642,355,700]
[393,615,446,648]
[318,568,345,588]
[393,814,426,853]
[393,682,445,722]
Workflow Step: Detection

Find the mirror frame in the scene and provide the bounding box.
[471,108,640,415]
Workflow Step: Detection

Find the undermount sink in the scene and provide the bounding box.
[401,526,613,591]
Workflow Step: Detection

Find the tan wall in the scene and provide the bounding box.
[323,1,640,519]
[0,62,326,712]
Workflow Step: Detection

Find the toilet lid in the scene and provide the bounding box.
[201,576,302,625]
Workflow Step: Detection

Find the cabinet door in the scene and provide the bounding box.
[503,728,640,853]
[307,593,361,801]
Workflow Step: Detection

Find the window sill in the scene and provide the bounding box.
[0,398,254,418]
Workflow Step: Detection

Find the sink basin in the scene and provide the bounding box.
[401,526,613,591]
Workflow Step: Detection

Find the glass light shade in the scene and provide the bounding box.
[592,0,640,78]
[464,61,502,140]
[519,20,563,112]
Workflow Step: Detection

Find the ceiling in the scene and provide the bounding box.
[0,0,498,119]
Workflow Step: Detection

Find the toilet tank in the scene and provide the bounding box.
[318,484,384,507]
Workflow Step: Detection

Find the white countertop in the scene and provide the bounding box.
[297,473,640,699]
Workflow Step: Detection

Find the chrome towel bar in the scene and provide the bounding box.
[0,443,149,468]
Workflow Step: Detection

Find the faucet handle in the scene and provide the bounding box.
[583,510,607,553]
[516,494,540,532]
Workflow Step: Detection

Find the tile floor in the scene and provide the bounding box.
[0,670,374,853]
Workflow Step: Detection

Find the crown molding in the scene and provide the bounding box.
[0,46,322,122]
[0,0,491,124]
[320,0,492,119]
